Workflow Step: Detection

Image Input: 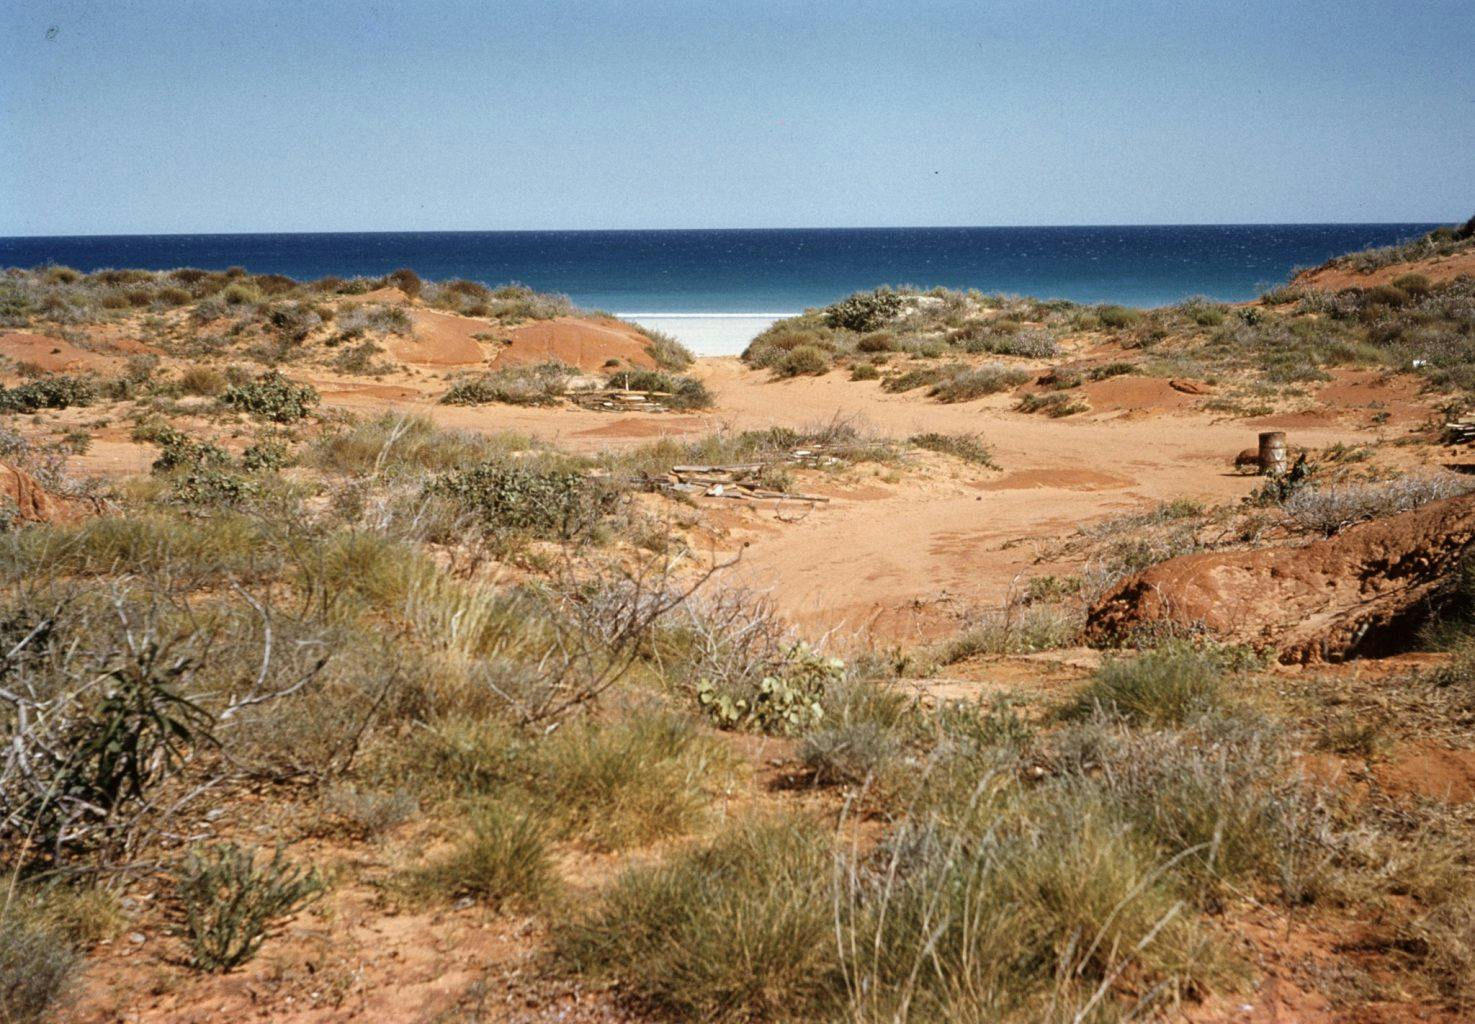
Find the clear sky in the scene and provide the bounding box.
[2,0,1471,235]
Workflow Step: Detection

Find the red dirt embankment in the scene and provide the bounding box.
[0,461,100,524]
[1086,492,1475,662]
[1293,248,1475,292]
[389,311,657,372]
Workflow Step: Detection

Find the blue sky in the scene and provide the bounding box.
[2,0,1471,235]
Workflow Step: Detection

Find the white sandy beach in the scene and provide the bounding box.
[619,313,791,356]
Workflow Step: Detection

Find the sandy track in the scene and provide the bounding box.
[308,356,1419,639]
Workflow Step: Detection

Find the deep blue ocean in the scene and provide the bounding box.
[0,225,1435,352]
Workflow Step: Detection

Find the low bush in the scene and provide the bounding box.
[1282,475,1475,535]
[800,720,901,786]
[221,371,319,422]
[441,362,575,406]
[305,413,519,477]
[265,301,325,342]
[928,363,1031,403]
[0,375,96,413]
[774,344,831,377]
[175,843,326,972]
[335,303,411,338]
[429,461,621,541]
[697,642,843,735]
[909,431,996,467]
[933,603,1081,663]
[528,713,721,849]
[385,267,423,299]
[638,327,695,371]
[606,368,712,409]
[953,324,1060,358]
[1096,304,1143,329]
[321,784,419,839]
[882,366,945,393]
[1016,391,1088,416]
[178,364,228,396]
[824,289,904,332]
[742,323,838,370]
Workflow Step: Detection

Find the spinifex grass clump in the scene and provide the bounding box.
[1066,642,1229,725]
[0,911,82,1024]
[558,817,841,1022]
[174,843,325,972]
[411,802,558,909]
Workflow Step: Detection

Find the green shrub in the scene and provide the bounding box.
[530,713,720,850]
[849,362,881,381]
[221,371,319,422]
[639,327,695,371]
[933,603,1081,663]
[429,461,621,541]
[800,720,901,786]
[321,785,420,840]
[305,413,518,477]
[1391,273,1431,297]
[1096,304,1142,329]
[775,344,831,377]
[606,368,712,409]
[697,643,842,735]
[848,799,1217,1019]
[221,282,261,305]
[151,426,230,473]
[1363,284,1410,308]
[928,363,1031,403]
[265,301,325,342]
[856,330,899,353]
[882,366,945,393]
[441,362,574,406]
[824,289,904,332]
[0,375,96,413]
[1178,297,1228,326]
[175,843,325,972]
[742,323,837,369]
[1016,391,1088,416]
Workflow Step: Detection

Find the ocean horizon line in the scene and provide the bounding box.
[0,220,1446,242]
[615,311,800,319]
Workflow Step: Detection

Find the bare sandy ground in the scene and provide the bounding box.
[301,354,1429,641]
[2,299,1442,644]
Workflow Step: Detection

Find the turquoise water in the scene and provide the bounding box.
[0,224,1434,353]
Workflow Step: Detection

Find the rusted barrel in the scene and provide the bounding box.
[1258,431,1287,476]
